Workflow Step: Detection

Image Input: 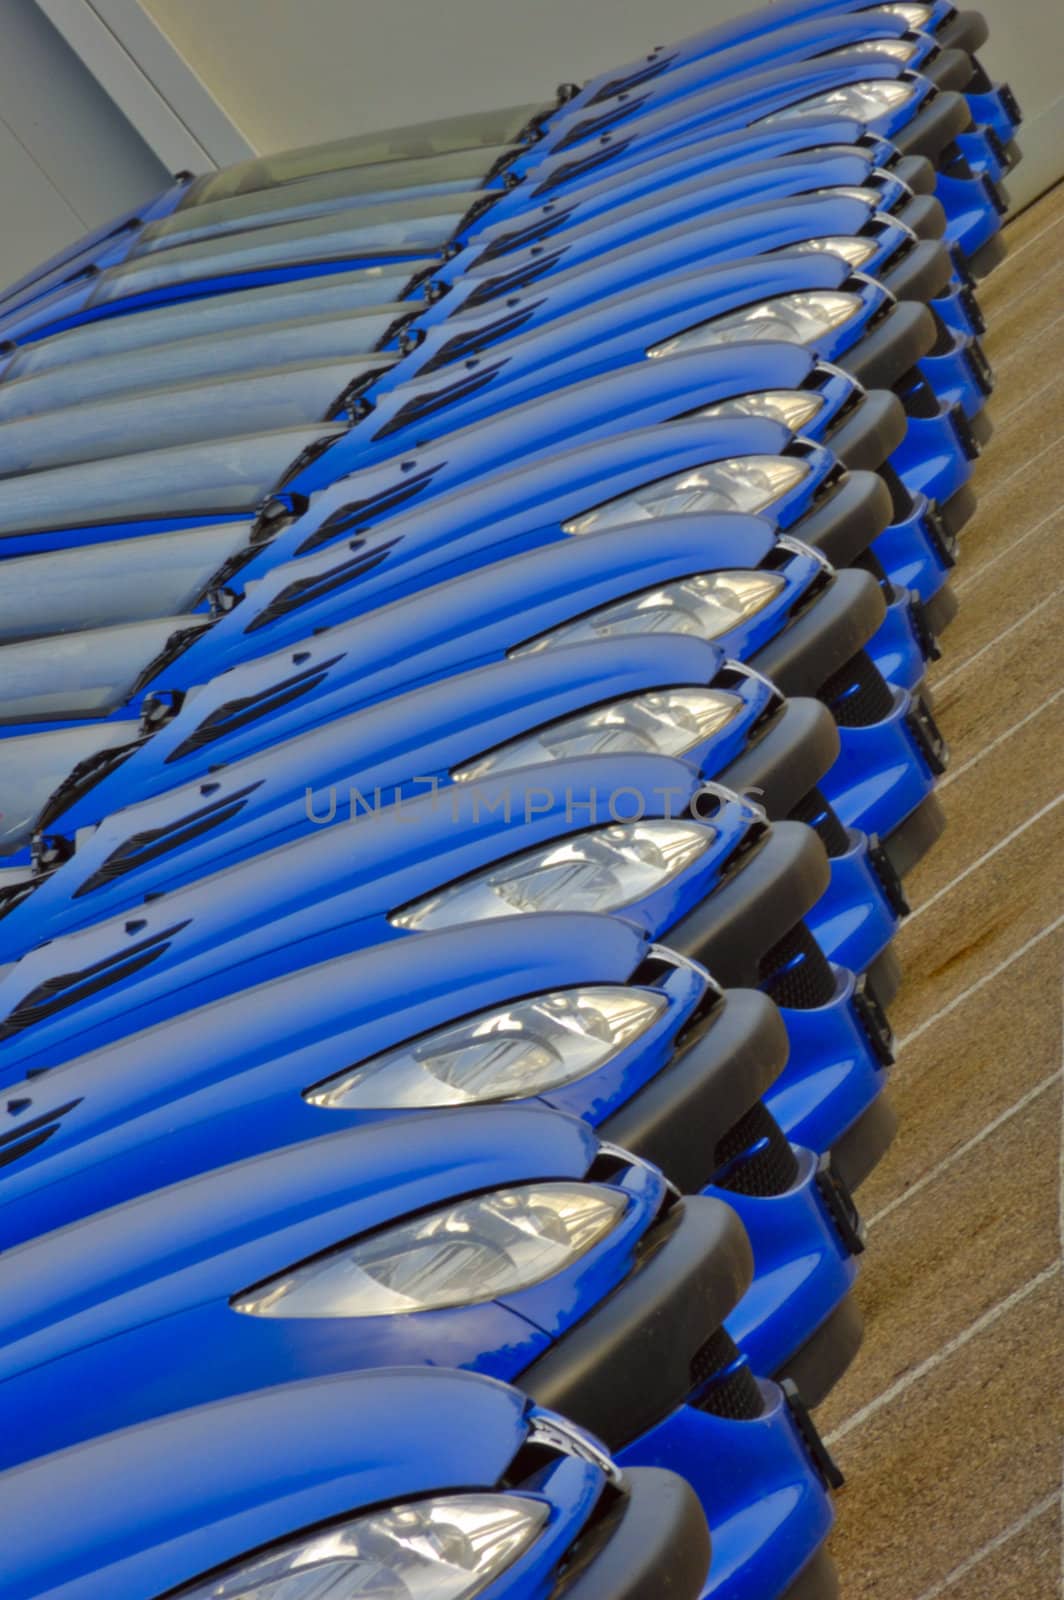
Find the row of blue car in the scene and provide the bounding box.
[0,3,1020,1596]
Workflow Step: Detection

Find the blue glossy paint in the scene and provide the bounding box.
[767,967,891,1156]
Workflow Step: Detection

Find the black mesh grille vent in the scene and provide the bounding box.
[295,464,444,554]
[712,1102,800,1197]
[553,100,645,152]
[818,650,895,728]
[588,55,673,104]
[759,922,836,1011]
[0,922,190,1042]
[532,142,624,197]
[242,542,399,635]
[474,207,574,265]
[372,363,505,439]
[0,1098,82,1168]
[789,787,850,858]
[73,781,264,897]
[417,305,539,374]
[167,656,343,762]
[690,1327,764,1420]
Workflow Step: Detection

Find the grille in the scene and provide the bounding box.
[0,1098,81,1168]
[0,922,189,1042]
[166,656,342,761]
[712,1102,800,1197]
[73,781,263,897]
[416,305,537,374]
[789,787,850,858]
[690,1327,764,1420]
[759,923,836,1011]
[818,650,895,728]
[295,464,443,553]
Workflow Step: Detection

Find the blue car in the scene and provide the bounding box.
[5,510,942,907]
[0,1102,842,1600]
[0,910,863,1398]
[6,632,896,982]
[0,752,895,1189]
[0,1366,716,1600]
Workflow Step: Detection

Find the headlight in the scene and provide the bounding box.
[232,1182,628,1316]
[512,571,786,656]
[825,38,920,61]
[452,688,743,781]
[787,235,880,267]
[867,3,932,25]
[305,986,667,1108]
[647,291,862,357]
[390,821,712,931]
[172,1494,549,1600]
[756,79,918,126]
[698,390,825,430]
[562,455,809,532]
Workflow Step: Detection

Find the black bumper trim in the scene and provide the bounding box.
[966,229,1008,281]
[940,480,978,542]
[881,789,947,879]
[792,468,892,570]
[780,1548,841,1600]
[557,1467,711,1600]
[721,696,840,820]
[520,1194,753,1452]
[893,153,935,195]
[923,581,960,638]
[922,46,980,95]
[840,300,937,391]
[893,89,972,163]
[896,192,948,244]
[774,1293,865,1410]
[827,387,906,475]
[752,569,886,700]
[664,822,831,989]
[831,1093,899,1193]
[601,989,789,1195]
[937,9,990,57]
[882,238,953,308]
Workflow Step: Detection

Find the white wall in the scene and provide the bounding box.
[0,0,168,288]
[140,0,1061,209]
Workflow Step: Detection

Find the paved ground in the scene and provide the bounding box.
[820,182,1064,1599]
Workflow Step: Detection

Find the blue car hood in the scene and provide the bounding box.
[11,634,732,946]
[1,1368,535,1600]
[0,752,732,1069]
[54,512,779,827]
[0,914,683,1235]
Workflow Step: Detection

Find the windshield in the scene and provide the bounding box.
[179,106,543,203]
[0,426,342,536]
[0,359,376,477]
[0,315,398,420]
[0,725,141,852]
[90,194,484,304]
[146,148,518,253]
[3,287,412,380]
[0,524,253,645]
[0,616,209,723]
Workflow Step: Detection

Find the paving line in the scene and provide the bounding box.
[907,794,1064,922]
[934,589,1064,689]
[991,369,1062,432]
[897,917,1064,1050]
[824,1260,1062,1446]
[938,689,1064,790]
[966,433,1063,510]
[908,1491,1062,1600]
[955,499,1064,594]
[992,306,1064,377]
[867,1071,1063,1227]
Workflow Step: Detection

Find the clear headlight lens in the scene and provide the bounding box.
[452,688,744,782]
[787,234,879,267]
[698,389,825,431]
[390,821,712,932]
[825,38,919,61]
[756,79,918,126]
[562,455,809,533]
[172,1494,548,1600]
[513,571,786,657]
[868,3,932,26]
[306,986,667,1108]
[233,1182,628,1317]
[647,291,862,357]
